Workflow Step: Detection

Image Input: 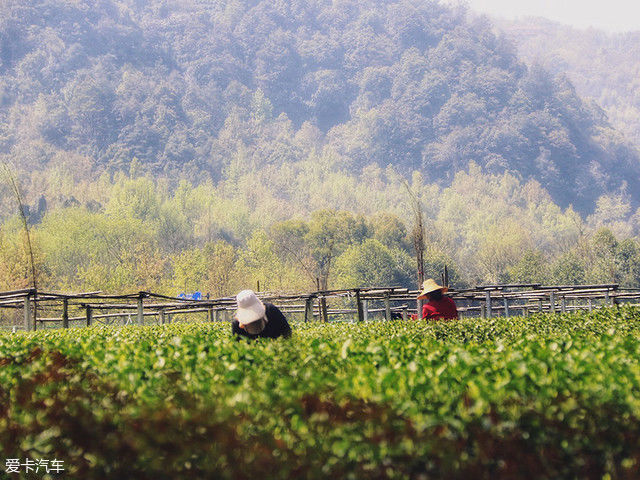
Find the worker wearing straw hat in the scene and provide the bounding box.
[418,279,458,320]
[232,289,292,340]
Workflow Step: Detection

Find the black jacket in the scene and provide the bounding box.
[232,302,292,340]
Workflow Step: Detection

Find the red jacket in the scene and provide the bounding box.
[422,296,458,320]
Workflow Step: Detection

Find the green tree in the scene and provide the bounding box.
[172,240,239,297]
[236,231,300,292]
[270,219,315,287]
[551,251,586,285]
[38,208,161,292]
[369,212,410,250]
[333,239,409,288]
[507,249,548,284]
[588,193,633,238]
[202,240,239,298]
[616,238,640,288]
[304,210,369,290]
[106,175,161,222]
[0,221,48,290]
[588,228,618,283]
[172,248,207,294]
[477,223,531,284]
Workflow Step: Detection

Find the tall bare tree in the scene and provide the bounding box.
[403,181,425,315]
[1,161,38,290]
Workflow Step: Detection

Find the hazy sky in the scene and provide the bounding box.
[443,0,640,32]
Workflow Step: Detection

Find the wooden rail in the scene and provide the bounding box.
[0,283,638,331]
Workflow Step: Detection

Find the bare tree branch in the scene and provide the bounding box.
[1,161,38,290]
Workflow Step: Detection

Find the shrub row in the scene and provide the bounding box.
[2,308,640,479]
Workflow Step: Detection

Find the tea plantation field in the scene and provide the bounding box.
[2,308,640,479]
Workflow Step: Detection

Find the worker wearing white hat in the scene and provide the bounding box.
[232,290,292,339]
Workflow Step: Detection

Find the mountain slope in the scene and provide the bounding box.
[495,16,640,148]
[0,0,638,213]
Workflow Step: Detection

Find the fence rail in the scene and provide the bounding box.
[1,283,638,331]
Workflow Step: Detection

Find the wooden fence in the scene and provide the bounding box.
[1,283,639,331]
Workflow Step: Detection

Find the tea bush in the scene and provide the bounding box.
[2,308,640,479]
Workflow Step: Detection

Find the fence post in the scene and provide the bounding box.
[561,296,567,313]
[32,292,38,331]
[402,307,408,321]
[384,292,391,321]
[605,290,616,306]
[62,298,69,329]
[85,306,92,326]
[320,296,328,323]
[588,298,593,311]
[137,294,144,325]
[363,300,369,322]
[550,291,556,313]
[159,309,166,325]
[23,294,32,331]
[485,291,492,318]
[355,289,364,322]
[304,297,313,322]
[503,298,510,318]
[207,308,214,323]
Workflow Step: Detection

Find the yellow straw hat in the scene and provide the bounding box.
[417,278,448,299]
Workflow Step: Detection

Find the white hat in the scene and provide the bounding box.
[235,290,266,325]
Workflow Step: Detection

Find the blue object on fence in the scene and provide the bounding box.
[177,292,202,300]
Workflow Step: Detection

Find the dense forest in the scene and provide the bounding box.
[2,163,639,294]
[497,17,640,149]
[2,0,640,210]
[1,0,640,294]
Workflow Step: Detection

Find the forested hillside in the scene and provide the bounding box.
[1,0,639,212]
[496,17,640,149]
[1,0,640,294]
